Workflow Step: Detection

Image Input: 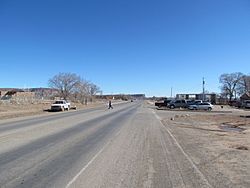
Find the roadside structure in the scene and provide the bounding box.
[240,92,250,101]
[176,93,217,104]
[0,89,35,102]
[0,88,58,103]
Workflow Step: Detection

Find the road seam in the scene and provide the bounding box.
[152,110,213,188]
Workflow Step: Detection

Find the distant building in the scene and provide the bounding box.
[240,92,250,101]
[96,94,145,100]
[0,88,58,101]
[30,88,59,99]
[0,89,35,102]
[176,93,217,104]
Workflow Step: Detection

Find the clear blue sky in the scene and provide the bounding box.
[0,0,250,97]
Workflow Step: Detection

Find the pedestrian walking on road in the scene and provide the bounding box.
[108,100,113,109]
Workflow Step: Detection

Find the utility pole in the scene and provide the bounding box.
[202,77,205,101]
[170,87,173,98]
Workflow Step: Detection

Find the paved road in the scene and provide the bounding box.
[0,101,213,188]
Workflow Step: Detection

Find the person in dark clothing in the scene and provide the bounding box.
[108,100,113,109]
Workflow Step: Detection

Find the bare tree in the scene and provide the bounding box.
[239,75,250,94]
[48,72,81,99]
[219,72,244,102]
[84,82,101,103]
[69,79,102,104]
[74,79,90,104]
[89,83,101,96]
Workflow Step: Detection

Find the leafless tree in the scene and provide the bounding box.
[48,72,81,99]
[88,83,101,96]
[238,75,250,95]
[83,82,101,103]
[219,72,244,102]
[74,79,90,104]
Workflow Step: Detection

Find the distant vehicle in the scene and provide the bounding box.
[194,100,203,104]
[51,100,70,111]
[188,102,213,111]
[187,100,203,105]
[168,99,188,109]
[155,99,172,108]
[243,100,250,109]
[229,100,243,108]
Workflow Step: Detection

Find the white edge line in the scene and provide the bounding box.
[65,129,122,188]
[152,110,212,188]
[65,144,107,188]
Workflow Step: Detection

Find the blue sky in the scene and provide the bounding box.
[0,0,250,97]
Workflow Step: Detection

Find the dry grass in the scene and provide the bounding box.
[0,101,104,120]
[161,112,250,186]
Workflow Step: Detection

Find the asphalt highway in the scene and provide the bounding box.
[0,101,213,188]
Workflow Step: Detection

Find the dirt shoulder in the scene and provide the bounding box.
[0,101,105,120]
[159,110,250,187]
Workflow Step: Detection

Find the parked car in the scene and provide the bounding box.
[51,100,70,111]
[242,100,250,109]
[155,99,172,108]
[229,100,243,108]
[168,99,188,109]
[188,102,213,111]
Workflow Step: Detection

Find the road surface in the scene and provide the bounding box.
[0,101,218,188]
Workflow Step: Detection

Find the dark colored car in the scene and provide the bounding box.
[243,100,250,108]
[155,99,172,108]
[168,99,188,109]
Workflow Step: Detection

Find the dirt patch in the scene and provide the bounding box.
[219,124,246,132]
[230,144,249,150]
[169,113,250,128]
[160,112,250,186]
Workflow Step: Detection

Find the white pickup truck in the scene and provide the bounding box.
[51,100,71,111]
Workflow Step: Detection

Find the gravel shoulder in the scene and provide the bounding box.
[155,105,250,187]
